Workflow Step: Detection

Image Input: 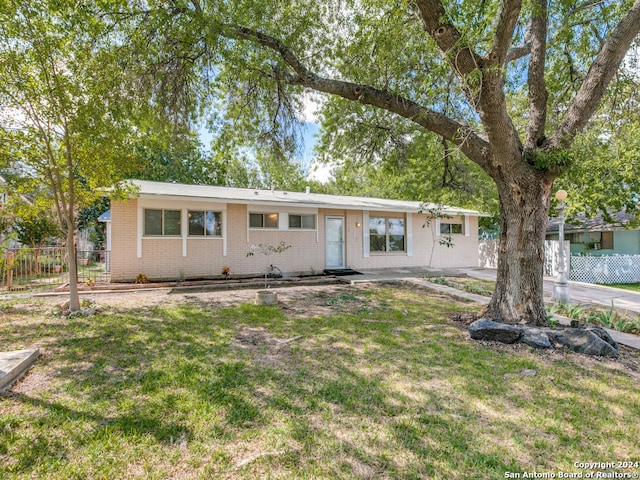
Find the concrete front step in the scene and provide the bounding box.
[0,349,39,392]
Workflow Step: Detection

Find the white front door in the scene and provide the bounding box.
[325,216,345,269]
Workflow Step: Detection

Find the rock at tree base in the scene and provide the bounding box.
[584,325,618,350]
[467,320,619,357]
[545,329,618,358]
[468,318,521,344]
[520,328,552,349]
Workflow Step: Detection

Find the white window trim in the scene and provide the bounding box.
[137,199,227,258]
[368,214,407,254]
[287,213,317,230]
[406,215,413,257]
[186,210,224,238]
[363,210,370,258]
[248,211,280,230]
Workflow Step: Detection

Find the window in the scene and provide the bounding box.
[440,222,463,235]
[570,233,584,244]
[249,213,279,228]
[188,211,222,236]
[602,231,614,250]
[369,217,405,252]
[289,214,315,229]
[144,209,181,236]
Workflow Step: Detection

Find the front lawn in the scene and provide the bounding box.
[1,285,639,479]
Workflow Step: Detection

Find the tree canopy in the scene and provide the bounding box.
[105,0,639,324]
[1,0,639,322]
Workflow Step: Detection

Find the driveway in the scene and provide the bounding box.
[459,267,640,314]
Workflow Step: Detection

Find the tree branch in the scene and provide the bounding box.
[506,43,531,63]
[216,23,491,168]
[524,0,548,151]
[489,0,523,65]
[547,0,640,148]
[413,0,482,77]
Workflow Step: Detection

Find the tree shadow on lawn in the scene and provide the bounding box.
[2,289,639,478]
[0,391,192,474]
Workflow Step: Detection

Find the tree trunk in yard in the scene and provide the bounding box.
[483,167,555,326]
[66,225,80,312]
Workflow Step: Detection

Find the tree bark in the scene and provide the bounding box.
[483,166,555,325]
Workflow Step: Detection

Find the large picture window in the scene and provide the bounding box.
[369,217,405,252]
[249,213,278,228]
[188,211,222,236]
[144,209,181,236]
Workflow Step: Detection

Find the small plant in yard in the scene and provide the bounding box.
[246,242,291,288]
[221,265,231,279]
[556,302,587,321]
[135,272,149,284]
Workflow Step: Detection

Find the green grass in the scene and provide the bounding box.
[601,283,640,293]
[432,276,496,296]
[1,285,639,479]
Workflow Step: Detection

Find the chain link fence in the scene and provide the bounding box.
[570,255,640,284]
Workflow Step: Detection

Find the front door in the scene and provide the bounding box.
[325,216,345,269]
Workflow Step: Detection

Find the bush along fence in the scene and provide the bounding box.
[1,247,110,291]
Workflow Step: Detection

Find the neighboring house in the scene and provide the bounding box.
[108,179,486,282]
[546,211,640,256]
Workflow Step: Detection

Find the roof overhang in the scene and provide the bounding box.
[122,180,488,217]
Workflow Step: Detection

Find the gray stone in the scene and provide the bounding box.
[468,318,521,344]
[546,328,618,357]
[520,327,552,349]
[585,325,618,349]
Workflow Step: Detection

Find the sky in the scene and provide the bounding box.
[199,93,334,183]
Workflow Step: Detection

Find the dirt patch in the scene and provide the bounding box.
[233,327,300,368]
[448,311,480,326]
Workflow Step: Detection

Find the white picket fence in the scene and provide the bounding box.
[479,239,640,284]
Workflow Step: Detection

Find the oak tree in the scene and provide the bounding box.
[114,1,640,323]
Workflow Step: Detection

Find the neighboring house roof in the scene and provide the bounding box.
[97,210,111,222]
[547,211,636,233]
[125,179,487,216]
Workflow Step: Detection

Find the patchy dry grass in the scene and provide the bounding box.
[1,284,639,479]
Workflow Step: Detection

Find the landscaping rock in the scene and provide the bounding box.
[546,328,618,358]
[520,327,552,349]
[468,318,521,344]
[585,325,618,350]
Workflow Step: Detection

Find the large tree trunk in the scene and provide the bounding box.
[483,166,555,326]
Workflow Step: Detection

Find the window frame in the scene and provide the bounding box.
[288,213,316,230]
[369,216,406,253]
[144,208,181,237]
[249,212,279,229]
[188,210,222,237]
[439,222,464,235]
